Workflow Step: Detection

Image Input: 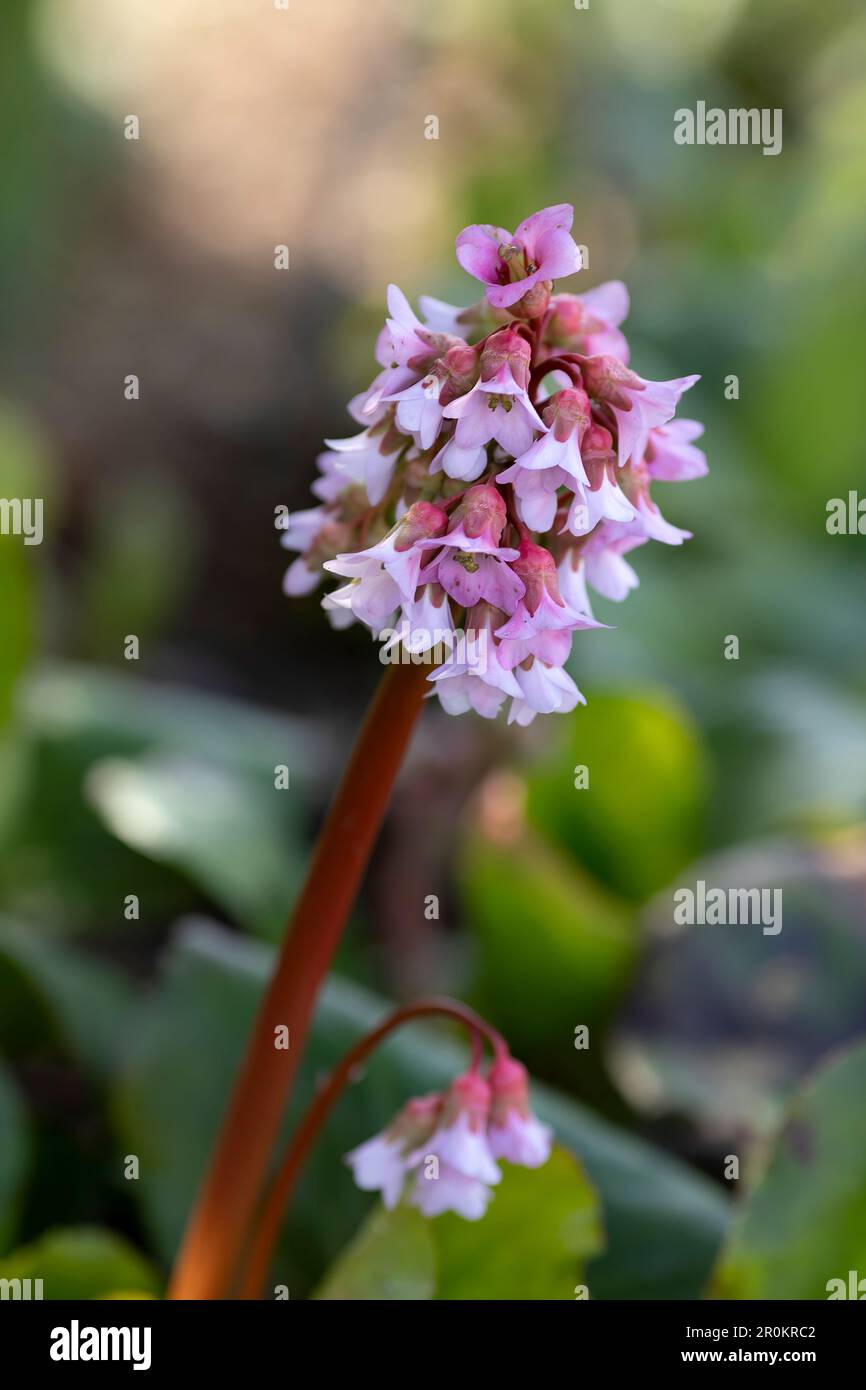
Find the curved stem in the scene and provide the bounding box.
[168,660,432,1300]
[237,999,506,1299]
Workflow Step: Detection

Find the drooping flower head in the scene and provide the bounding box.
[345,1050,552,1221]
[282,202,706,725]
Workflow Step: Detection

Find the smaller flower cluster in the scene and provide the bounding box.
[346,1054,552,1220]
[283,203,707,724]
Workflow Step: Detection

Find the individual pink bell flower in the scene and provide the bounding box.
[382,582,456,657]
[583,526,646,601]
[546,282,630,361]
[579,355,700,468]
[323,575,398,633]
[560,524,647,612]
[443,328,544,457]
[429,604,523,719]
[323,426,404,507]
[498,623,573,673]
[409,1164,494,1221]
[510,388,592,485]
[495,459,570,532]
[620,458,692,545]
[563,424,636,535]
[556,547,594,617]
[385,373,445,449]
[279,505,329,596]
[419,485,523,611]
[495,540,603,641]
[644,418,708,481]
[353,285,464,422]
[429,483,516,556]
[508,658,585,726]
[456,204,582,310]
[324,500,448,617]
[487,1055,553,1167]
[497,387,592,529]
[430,435,488,482]
[428,548,524,613]
[384,344,478,450]
[345,1094,440,1210]
[409,1071,501,1186]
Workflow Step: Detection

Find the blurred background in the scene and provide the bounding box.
[1,0,865,1300]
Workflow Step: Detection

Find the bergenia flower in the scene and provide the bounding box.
[456,204,582,311]
[487,1055,553,1167]
[345,1053,553,1221]
[546,281,631,361]
[282,199,707,725]
[578,355,700,469]
[442,327,544,457]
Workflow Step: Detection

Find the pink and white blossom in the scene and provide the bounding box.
[456,204,582,310]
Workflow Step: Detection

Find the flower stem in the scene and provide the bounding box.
[237,998,506,1299]
[168,660,432,1299]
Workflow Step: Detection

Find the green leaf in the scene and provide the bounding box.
[712,1040,866,1299]
[458,824,635,1063]
[113,921,728,1299]
[525,691,707,901]
[0,917,132,1079]
[316,1147,601,1301]
[0,1227,161,1300]
[314,1204,435,1301]
[434,1145,602,1300]
[85,751,299,940]
[1,663,322,934]
[610,835,866,1142]
[0,1061,29,1254]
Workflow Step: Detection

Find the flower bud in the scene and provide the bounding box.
[541,387,592,443]
[579,354,642,409]
[394,500,449,551]
[510,539,563,614]
[451,484,508,548]
[479,328,532,391]
[438,343,480,407]
[544,293,585,347]
[509,279,552,321]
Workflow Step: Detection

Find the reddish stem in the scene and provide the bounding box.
[237,999,506,1299]
[168,660,432,1299]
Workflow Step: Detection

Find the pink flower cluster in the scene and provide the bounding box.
[346,1054,551,1220]
[283,204,707,724]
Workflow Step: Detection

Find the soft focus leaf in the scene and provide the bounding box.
[314,1204,435,1301]
[317,1146,601,1301]
[0,1227,161,1300]
[0,664,324,933]
[433,1145,602,1300]
[85,751,298,940]
[0,917,132,1079]
[113,921,727,1299]
[712,1040,866,1299]
[459,822,635,1065]
[610,833,866,1142]
[525,691,707,901]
